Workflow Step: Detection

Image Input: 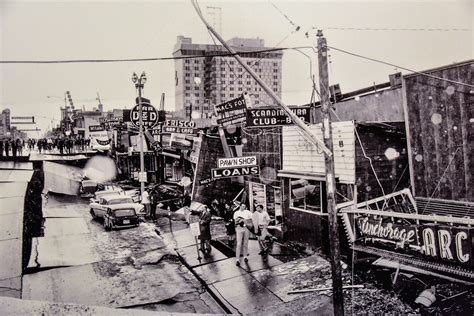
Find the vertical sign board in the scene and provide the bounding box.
[215,95,247,126]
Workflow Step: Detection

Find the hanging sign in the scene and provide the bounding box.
[217,156,257,168]
[163,120,197,134]
[215,95,247,126]
[246,106,311,127]
[130,97,158,128]
[211,166,260,179]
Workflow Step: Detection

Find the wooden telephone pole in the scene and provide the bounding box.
[316,30,345,315]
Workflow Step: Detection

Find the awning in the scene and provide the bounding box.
[278,170,326,181]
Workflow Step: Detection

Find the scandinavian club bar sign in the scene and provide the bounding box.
[246,106,311,127]
[356,216,473,267]
[211,156,259,179]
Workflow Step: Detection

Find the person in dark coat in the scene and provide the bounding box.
[223,202,236,247]
[5,140,10,157]
[0,139,4,157]
[16,139,23,156]
[11,139,17,157]
[199,205,212,252]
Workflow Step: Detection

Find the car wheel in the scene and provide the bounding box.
[104,220,110,231]
[90,209,96,219]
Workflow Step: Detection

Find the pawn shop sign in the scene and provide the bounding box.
[130,97,159,128]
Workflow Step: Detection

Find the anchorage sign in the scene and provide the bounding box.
[356,216,472,266]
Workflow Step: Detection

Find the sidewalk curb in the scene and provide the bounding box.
[174,248,239,315]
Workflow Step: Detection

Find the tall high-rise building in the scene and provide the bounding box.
[173,36,283,119]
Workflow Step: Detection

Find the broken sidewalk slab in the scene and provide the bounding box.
[0,239,22,281]
[0,161,33,170]
[0,213,23,241]
[42,161,82,195]
[23,259,200,308]
[210,273,282,314]
[42,207,84,218]
[27,235,101,269]
[0,197,26,216]
[0,296,167,315]
[161,228,199,249]
[176,244,228,268]
[43,217,90,237]
[0,182,28,199]
[0,277,22,299]
[0,169,34,182]
[192,258,249,284]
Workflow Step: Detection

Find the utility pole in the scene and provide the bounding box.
[317,30,344,316]
[132,72,147,197]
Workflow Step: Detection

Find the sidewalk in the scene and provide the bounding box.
[160,225,335,315]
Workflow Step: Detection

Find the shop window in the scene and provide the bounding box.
[290,179,324,213]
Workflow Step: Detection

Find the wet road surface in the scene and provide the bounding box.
[23,193,224,313]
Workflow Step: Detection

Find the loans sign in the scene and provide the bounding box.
[246,106,311,127]
[211,166,260,179]
[215,95,247,126]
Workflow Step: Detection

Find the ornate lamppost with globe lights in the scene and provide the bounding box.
[132,72,147,196]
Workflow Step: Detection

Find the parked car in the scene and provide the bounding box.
[103,205,139,230]
[79,179,101,197]
[89,194,144,219]
[149,184,184,211]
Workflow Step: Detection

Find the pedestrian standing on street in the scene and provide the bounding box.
[0,139,4,157]
[253,204,271,255]
[5,139,10,157]
[199,205,212,252]
[224,202,236,247]
[16,139,23,156]
[141,188,151,219]
[183,190,192,225]
[11,139,18,157]
[233,203,253,266]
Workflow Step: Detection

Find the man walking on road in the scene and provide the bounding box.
[253,204,271,255]
[233,203,253,266]
[141,188,151,219]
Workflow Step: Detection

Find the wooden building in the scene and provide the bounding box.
[403,60,474,211]
[279,120,409,250]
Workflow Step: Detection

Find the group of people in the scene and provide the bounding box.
[0,138,24,157]
[231,203,272,266]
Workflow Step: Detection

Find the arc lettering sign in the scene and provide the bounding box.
[355,215,473,267]
[215,95,247,126]
[246,106,311,127]
[130,97,158,128]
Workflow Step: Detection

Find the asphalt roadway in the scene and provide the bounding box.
[22,192,224,314]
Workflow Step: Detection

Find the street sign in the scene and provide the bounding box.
[211,166,260,179]
[217,156,257,168]
[89,125,104,132]
[199,177,215,185]
[139,172,147,183]
[246,106,311,127]
[130,97,159,128]
[215,95,248,126]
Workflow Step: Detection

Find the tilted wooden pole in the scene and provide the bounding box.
[190,0,331,157]
[317,30,344,316]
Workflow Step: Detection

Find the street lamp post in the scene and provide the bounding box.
[132,72,147,196]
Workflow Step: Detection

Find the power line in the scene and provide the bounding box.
[328,45,474,88]
[0,47,305,64]
[311,26,471,32]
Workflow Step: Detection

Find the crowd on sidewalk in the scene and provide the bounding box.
[0,136,94,157]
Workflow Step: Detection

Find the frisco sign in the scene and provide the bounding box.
[215,95,247,126]
[163,120,197,134]
[212,155,259,179]
[356,216,473,266]
[246,106,311,127]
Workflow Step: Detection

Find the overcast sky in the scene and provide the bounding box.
[1,0,472,137]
